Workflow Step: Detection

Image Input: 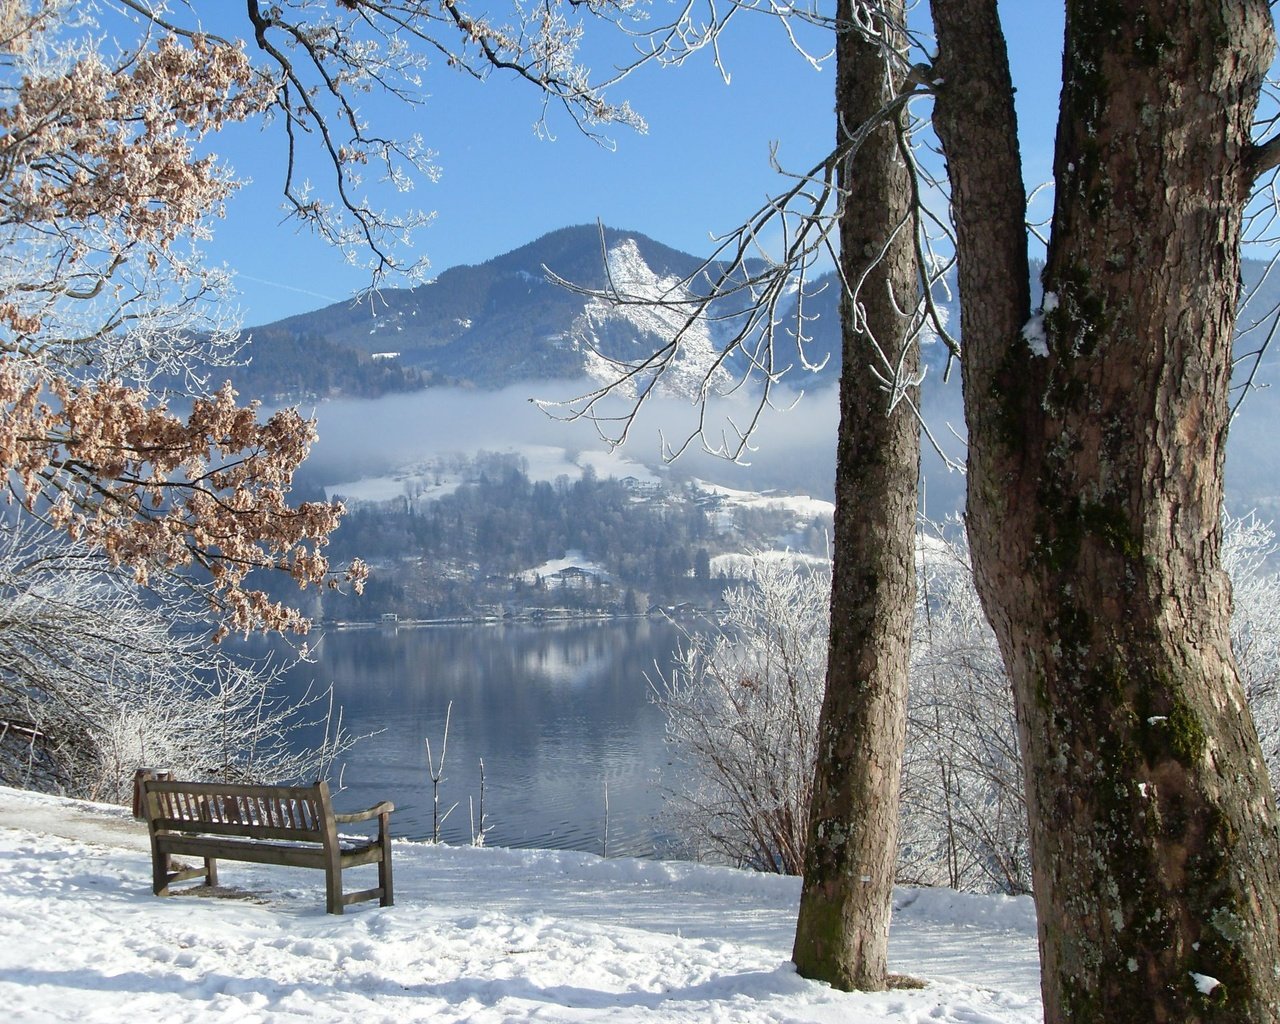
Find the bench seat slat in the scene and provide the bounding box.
[155,831,378,860]
[156,833,330,869]
[150,817,326,844]
[338,843,390,867]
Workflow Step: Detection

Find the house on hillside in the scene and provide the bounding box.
[551,566,596,590]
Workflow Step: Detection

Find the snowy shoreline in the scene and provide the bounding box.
[0,786,1043,1023]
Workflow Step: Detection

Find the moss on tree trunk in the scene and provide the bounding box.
[934,1,1280,1020]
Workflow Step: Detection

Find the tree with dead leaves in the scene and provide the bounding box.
[0,0,643,634]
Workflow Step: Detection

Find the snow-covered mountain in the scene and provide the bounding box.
[568,237,733,398]
[240,224,830,397]
[242,222,1280,404]
[240,227,1280,520]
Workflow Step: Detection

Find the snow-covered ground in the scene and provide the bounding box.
[327,474,462,505]
[0,786,1044,1023]
[695,481,834,522]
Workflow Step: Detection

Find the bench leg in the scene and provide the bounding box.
[204,857,218,888]
[152,850,172,897]
[325,865,344,915]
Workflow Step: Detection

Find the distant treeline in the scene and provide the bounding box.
[221,328,429,404]
[297,453,829,621]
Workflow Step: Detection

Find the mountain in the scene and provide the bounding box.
[218,327,429,404]
[233,225,1280,409]
[237,224,806,398]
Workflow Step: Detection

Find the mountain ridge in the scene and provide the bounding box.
[233,225,1280,405]
[237,224,834,400]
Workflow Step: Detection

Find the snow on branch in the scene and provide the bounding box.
[0,519,359,800]
[0,3,364,634]
[110,0,649,291]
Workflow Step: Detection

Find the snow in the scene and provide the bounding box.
[1190,972,1220,995]
[0,784,1045,1023]
[696,480,834,521]
[521,549,608,583]
[573,239,732,400]
[698,484,834,569]
[1021,292,1058,359]
[577,447,660,483]
[327,474,461,505]
[1021,316,1048,358]
[520,444,592,483]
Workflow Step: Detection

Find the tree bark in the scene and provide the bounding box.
[933,1,1280,1020]
[791,0,920,991]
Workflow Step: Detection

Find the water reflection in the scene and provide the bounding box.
[273,618,687,858]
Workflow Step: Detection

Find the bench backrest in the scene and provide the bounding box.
[141,778,336,844]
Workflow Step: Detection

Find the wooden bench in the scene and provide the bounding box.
[138,776,394,915]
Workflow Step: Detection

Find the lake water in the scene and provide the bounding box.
[274,618,690,858]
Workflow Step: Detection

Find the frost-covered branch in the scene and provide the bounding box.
[0,519,358,800]
[540,4,954,464]
[652,556,828,873]
[110,0,648,290]
[0,4,365,633]
[654,517,1280,888]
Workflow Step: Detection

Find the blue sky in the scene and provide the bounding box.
[200,3,1065,326]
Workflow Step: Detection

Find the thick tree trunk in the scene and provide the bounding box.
[934,1,1280,1020]
[791,0,919,991]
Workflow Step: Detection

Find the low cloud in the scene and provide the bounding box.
[303,377,845,498]
[300,370,978,516]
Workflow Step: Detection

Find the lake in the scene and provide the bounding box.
[274,618,691,858]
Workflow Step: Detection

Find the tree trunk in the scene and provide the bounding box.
[933,1,1280,1020]
[791,0,920,991]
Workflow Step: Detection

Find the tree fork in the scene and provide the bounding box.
[934,0,1280,1019]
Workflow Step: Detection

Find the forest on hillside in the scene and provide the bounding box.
[299,453,831,621]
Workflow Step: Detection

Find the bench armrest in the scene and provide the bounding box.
[333,801,395,824]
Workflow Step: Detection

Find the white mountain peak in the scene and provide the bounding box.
[572,238,732,401]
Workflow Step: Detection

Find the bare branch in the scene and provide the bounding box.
[539,71,945,467]
[1250,134,1280,179]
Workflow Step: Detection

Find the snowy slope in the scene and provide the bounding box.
[695,482,833,519]
[571,239,734,400]
[324,444,659,508]
[0,785,1044,1023]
